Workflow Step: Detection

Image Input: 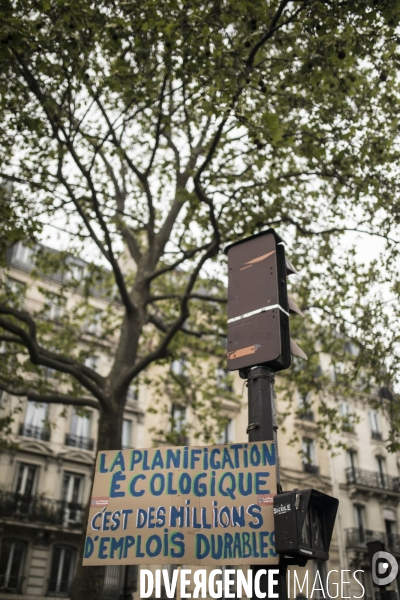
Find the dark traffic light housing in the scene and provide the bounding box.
[274,489,339,561]
[225,229,305,375]
[225,230,339,569]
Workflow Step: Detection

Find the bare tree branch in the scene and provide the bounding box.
[91,94,157,246]
[268,217,400,244]
[147,313,225,339]
[147,293,227,304]
[83,143,143,264]
[0,380,100,410]
[124,232,220,385]
[0,306,109,407]
[0,334,24,344]
[246,0,300,68]
[147,244,211,282]
[145,72,169,177]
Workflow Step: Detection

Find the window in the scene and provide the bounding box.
[127,382,139,402]
[384,509,397,551]
[6,277,26,295]
[344,341,359,357]
[0,539,26,593]
[354,504,365,541]
[43,366,57,380]
[346,450,358,483]
[102,565,138,600]
[217,419,234,444]
[61,473,83,504]
[70,410,90,438]
[6,277,26,308]
[83,310,102,336]
[302,438,316,464]
[122,420,132,449]
[12,243,33,265]
[302,438,319,474]
[15,463,38,496]
[171,405,186,434]
[216,368,233,393]
[66,410,93,450]
[369,410,382,440]
[339,401,354,432]
[61,473,83,524]
[48,546,76,596]
[330,362,345,382]
[103,565,125,600]
[376,456,387,488]
[21,401,50,441]
[298,392,314,421]
[84,356,98,371]
[14,463,38,516]
[171,404,187,444]
[171,356,189,379]
[45,295,65,321]
[24,401,48,428]
[65,262,85,283]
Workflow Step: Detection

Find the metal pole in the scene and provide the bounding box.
[247,366,287,600]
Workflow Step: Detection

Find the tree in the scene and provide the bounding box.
[1,0,400,596]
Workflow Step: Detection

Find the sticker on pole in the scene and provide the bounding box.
[83,441,278,566]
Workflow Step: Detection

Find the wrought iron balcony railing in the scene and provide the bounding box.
[303,463,320,474]
[0,574,24,594]
[371,430,383,441]
[299,410,314,422]
[0,491,84,528]
[346,467,400,493]
[346,528,400,555]
[48,578,72,596]
[65,433,94,451]
[19,423,50,442]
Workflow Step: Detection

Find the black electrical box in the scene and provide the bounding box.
[274,488,339,561]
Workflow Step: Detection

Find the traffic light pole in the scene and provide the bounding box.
[247,366,288,600]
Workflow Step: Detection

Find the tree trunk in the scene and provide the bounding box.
[70,403,124,600]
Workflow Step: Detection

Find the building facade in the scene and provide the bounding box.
[1,243,400,600]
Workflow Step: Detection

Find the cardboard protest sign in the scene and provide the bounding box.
[83,441,278,566]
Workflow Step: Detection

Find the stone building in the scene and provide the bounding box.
[1,242,400,600]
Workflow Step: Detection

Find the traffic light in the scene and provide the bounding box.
[274,489,338,561]
[225,229,306,374]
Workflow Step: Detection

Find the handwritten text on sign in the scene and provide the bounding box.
[83,442,277,566]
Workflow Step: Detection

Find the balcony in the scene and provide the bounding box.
[0,491,84,528]
[346,528,400,555]
[0,575,24,594]
[346,467,400,494]
[342,424,355,434]
[19,423,50,442]
[303,463,319,474]
[299,410,314,422]
[48,579,72,597]
[65,433,94,451]
[371,430,383,441]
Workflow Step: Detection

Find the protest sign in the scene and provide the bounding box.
[83,441,278,566]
